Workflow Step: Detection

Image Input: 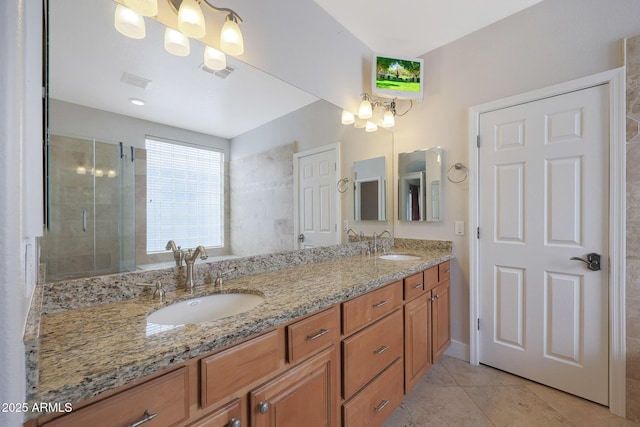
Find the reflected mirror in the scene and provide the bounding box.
[398,148,442,222]
[43,0,393,282]
[353,157,386,221]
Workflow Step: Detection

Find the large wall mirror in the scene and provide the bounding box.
[43,0,393,282]
[398,148,442,222]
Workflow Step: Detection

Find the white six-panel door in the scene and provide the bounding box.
[478,84,609,405]
[295,146,338,249]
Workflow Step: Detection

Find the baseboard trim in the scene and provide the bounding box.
[444,339,469,362]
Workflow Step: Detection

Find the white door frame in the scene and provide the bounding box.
[468,68,626,416]
[293,143,342,248]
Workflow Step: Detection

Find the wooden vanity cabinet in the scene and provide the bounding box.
[404,292,432,392]
[249,346,337,427]
[187,398,243,427]
[432,280,451,362]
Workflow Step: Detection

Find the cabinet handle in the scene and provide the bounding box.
[445,269,451,273]
[373,300,388,308]
[373,345,389,355]
[413,283,423,289]
[434,294,440,299]
[374,399,390,412]
[228,419,241,427]
[307,328,329,340]
[258,402,270,414]
[128,410,157,427]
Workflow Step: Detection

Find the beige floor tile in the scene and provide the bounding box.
[440,356,529,387]
[421,360,459,386]
[464,384,571,426]
[527,383,637,427]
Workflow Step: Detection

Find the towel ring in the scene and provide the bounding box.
[337,177,350,193]
[447,163,469,183]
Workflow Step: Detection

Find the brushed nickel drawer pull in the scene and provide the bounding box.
[373,345,390,355]
[373,300,388,308]
[445,269,451,273]
[413,283,423,289]
[128,410,157,427]
[374,399,390,412]
[228,419,241,427]
[307,328,329,340]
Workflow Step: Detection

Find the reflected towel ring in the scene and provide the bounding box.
[447,163,469,183]
[337,177,350,193]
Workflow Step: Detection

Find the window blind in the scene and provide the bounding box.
[145,137,223,253]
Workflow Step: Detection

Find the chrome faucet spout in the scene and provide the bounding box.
[184,246,209,289]
[346,228,362,242]
[373,230,393,256]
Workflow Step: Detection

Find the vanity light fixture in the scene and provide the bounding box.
[342,93,411,132]
[114,0,245,72]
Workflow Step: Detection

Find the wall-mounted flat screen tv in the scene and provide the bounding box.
[372,54,424,101]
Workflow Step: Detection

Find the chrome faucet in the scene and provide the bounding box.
[346,228,362,242]
[373,230,392,256]
[166,240,184,267]
[184,246,208,289]
[214,267,237,288]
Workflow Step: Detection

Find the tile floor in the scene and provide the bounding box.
[382,356,638,427]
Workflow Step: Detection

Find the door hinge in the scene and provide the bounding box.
[477,318,480,330]
[477,227,480,239]
[476,135,480,148]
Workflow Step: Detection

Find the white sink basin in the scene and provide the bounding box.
[378,254,421,261]
[147,293,264,325]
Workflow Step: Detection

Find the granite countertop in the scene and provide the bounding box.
[26,246,451,419]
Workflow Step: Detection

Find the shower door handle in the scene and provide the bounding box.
[82,209,87,232]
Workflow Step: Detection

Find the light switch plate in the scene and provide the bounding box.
[455,221,465,236]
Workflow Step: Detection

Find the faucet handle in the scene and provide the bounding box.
[136,281,165,301]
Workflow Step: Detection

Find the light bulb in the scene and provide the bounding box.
[382,110,395,128]
[365,121,378,132]
[164,28,190,56]
[114,5,146,39]
[204,46,227,71]
[220,14,244,55]
[358,99,373,119]
[341,110,355,125]
[178,0,206,39]
[123,0,157,17]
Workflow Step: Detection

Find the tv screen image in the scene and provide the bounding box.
[373,55,424,101]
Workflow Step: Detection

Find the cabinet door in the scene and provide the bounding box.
[250,346,336,427]
[432,280,451,361]
[188,399,243,427]
[404,292,432,393]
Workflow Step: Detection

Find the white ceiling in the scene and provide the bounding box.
[314,0,544,57]
[50,0,544,140]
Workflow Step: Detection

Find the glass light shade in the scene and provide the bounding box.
[114,5,146,39]
[204,46,227,71]
[124,0,157,17]
[354,118,366,129]
[382,110,395,128]
[365,121,378,132]
[358,99,373,119]
[220,15,244,55]
[178,0,206,39]
[341,110,355,125]
[164,28,190,56]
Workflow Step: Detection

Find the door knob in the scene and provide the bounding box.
[258,402,270,414]
[570,253,601,271]
[298,233,305,243]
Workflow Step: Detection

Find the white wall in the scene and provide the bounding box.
[0,0,41,426]
[393,0,640,353]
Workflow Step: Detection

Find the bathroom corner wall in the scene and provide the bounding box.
[625,34,640,423]
[229,144,295,256]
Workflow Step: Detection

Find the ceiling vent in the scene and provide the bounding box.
[120,72,152,89]
[200,64,236,79]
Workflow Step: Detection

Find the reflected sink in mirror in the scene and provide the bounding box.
[147,293,265,326]
[378,254,422,261]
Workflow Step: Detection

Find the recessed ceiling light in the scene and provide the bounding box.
[129,98,145,106]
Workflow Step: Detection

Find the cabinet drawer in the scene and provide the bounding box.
[188,398,242,427]
[287,306,338,363]
[438,260,451,283]
[342,358,404,427]
[43,367,189,427]
[424,265,439,291]
[342,281,402,335]
[342,309,403,399]
[201,330,282,409]
[403,271,424,300]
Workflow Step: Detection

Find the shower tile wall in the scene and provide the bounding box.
[625,34,640,423]
[230,143,294,256]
